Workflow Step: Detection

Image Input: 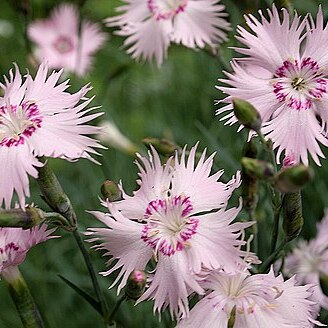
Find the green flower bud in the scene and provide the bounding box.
[232,98,262,132]
[0,206,45,229]
[241,157,275,180]
[283,192,304,241]
[101,180,122,202]
[125,270,147,300]
[142,137,178,156]
[274,165,314,193]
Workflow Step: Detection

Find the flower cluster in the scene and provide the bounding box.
[217,5,328,166]
[105,0,231,66]
[28,3,106,76]
[0,63,103,208]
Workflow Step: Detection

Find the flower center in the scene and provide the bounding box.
[148,0,188,20]
[141,195,198,256]
[53,35,74,54]
[0,242,21,269]
[0,102,42,147]
[272,57,328,110]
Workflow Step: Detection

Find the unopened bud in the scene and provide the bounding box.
[125,270,147,300]
[283,192,304,241]
[0,206,45,229]
[101,180,122,201]
[274,165,314,193]
[241,157,274,180]
[232,98,262,132]
[142,137,178,157]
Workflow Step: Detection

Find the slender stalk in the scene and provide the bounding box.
[257,131,284,262]
[248,210,258,254]
[258,132,277,173]
[270,206,281,254]
[72,228,109,323]
[3,266,45,328]
[36,159,109,325]
[108,295,126,325]
[259,239,287,273]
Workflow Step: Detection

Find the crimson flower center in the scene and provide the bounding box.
[141,195,198,256]
[272,57,328,110]
[0,102,42,147]
[53,35,74,54]
[0,242,21,267]
[148,0,188,20]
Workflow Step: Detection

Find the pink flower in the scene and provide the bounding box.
[0,225,55,279]
[87,144,255,319]
[217,6,328,166]
[28,4,106,76]
[105,0,231,66]
[177,268,322,327]
[284,211,328,310]
[0,63,104,208]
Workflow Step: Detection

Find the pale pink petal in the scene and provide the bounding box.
[115,147,172,219]
[262,106,328,165]
[86,207,153,293]
[120,18,172,66]
[0,143,41,209]
[235,6,304,71]
[171,144,241,213]
[172,0,230,48]
[138,252,204,319]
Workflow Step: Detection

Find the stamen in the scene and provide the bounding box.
[0,102,42,147]
[141,195,198,256]
[272,57,328,110]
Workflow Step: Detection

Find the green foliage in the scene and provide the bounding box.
[0,0,328,327]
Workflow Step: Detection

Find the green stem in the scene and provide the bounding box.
[108,295,126,325]
[36,159,109,325]
[258,132,277,174]
[3,266,45,328]
[260,239,288,273]
[72,228,109,322]
[248,210,258,255]
[269,198,283,254]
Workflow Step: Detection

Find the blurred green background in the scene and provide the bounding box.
[0,0,327,327]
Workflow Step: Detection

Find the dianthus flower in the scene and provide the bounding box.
[177,268,322,327]
[0,63,103,208]
[285,212,328,310]
[28,4,106,76]
[0,225,55,280]
[105,0,230,66]
[87,144,254,319]
[217,6,328,165]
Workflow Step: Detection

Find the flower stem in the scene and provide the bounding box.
[36,159,109,325]
[108,295,126,325]
[3,266,45,328]
[259,239,287,273]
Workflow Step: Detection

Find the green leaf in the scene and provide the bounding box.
[58,275,102,315]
